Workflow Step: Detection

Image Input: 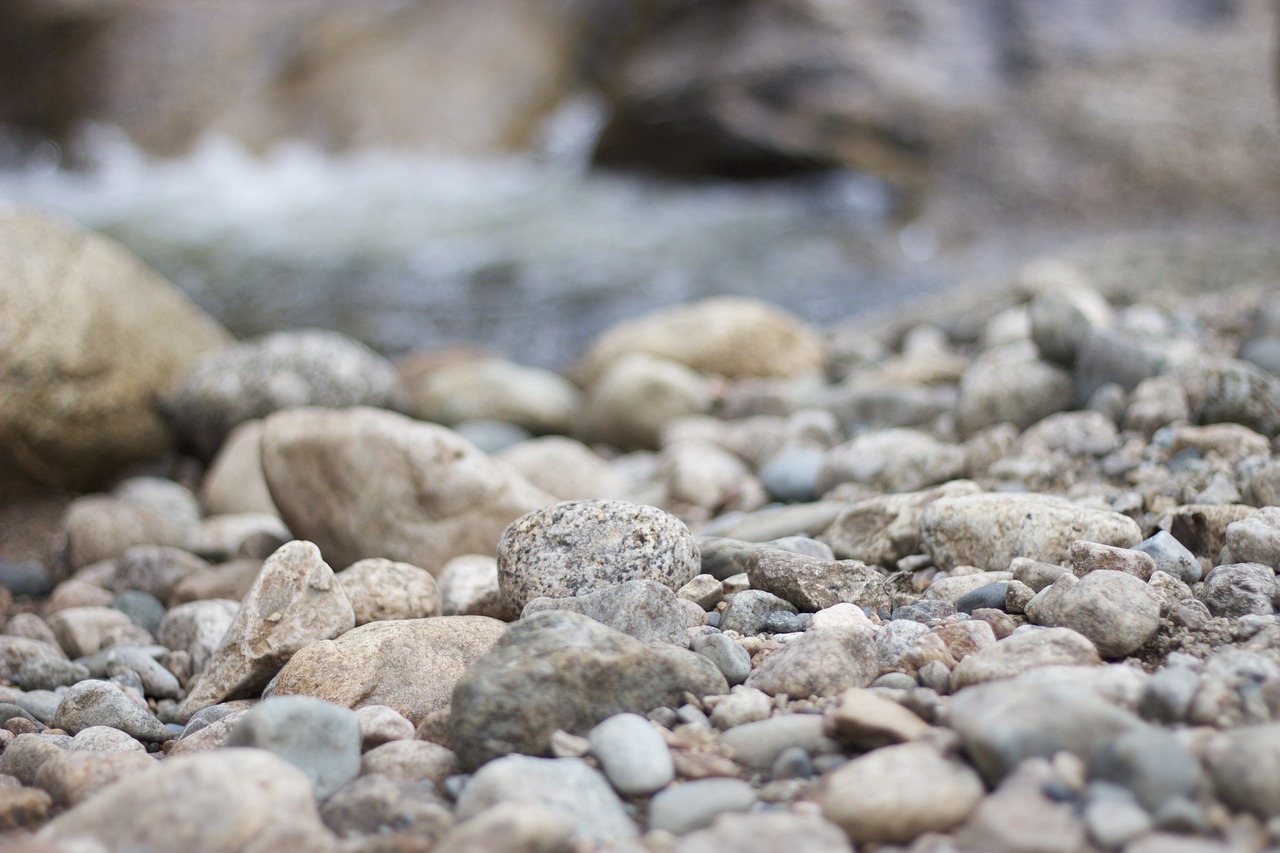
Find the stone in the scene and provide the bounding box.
[354,705,415,750]
[175,540,355,722]
[1075,329,1160,406]
[497,499,700,620]
[46,606,135,658]
[955,345,1075,436]
[111,589,167,635]
[1184,357,1280,437]
[522,579,688,645]
[825,687,930,749]
[1082,789,1153,850]
[1198,563,1276,618]
[707,685,772,730]
[657,438,760,513]
[1024,570,1162,659]
[1088,726,1203,812]
[818,742,984,844]
[199,419,280,517]
[407,356,581,435]
[700,502,849,544]
[36,748,327,850]
[1161,503,1256,559]
[578,354,715,450]
[719,589,798,635]
[319,775,452,841]
[818,428,968,494]
[1125,375,1191,435]
[108,545,212,601]
[448,611,727,770]
[577,296,824,385]
[0,210,230,497]
[69,725,147,753]
[746,549,888,612]
[360,739,457,787]
[265,615,506,725]
[744,629,878,699]
[921,492,1141,571]
[0,785,51,832]
[691,633,753,686]
[951,626,1102,689]
[437,554,505,619]
[1226,507,1280,568]
[434,801,574,853]
[32,749,156,808]
[335,558,442,625]
[188,512,290,562]
[1028,288,1104,367]
[1202,723,1280,818]
[1139,661,1200,725]
[155,598,240,674]
[17,657,89,691]
[495,436,626,501]
[759,445,826,503]
[1188,648,1280,728]
[1070,541,1156,580]
[105,646,183,700]
[920,571,1014,605]
[262,407,553,574]
[811,602,876,634]
[588,712,674,796]
[955,582,1009,614]
[162,328,406,459]
[455,755,637,843]
[678,574,723,610]
[953,761,1088,853]
[1133,530,1203,584]
[226,695,362,800]
[647,777,756,835]
[61,489,198,574]
[51,680,169,741]
[169,558,264,605]
[0,733,64,785]
[3,613,59,647]
[671,811,853,853]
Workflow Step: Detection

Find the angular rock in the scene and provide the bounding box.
[498,499,700,620]
[951,626,1102,690]
[1025,570,1162,659]
[176,540,355,722]
[199,419,280,517]
[719,589,797,635]
[448,611,727,770]
[264,615,506,725]
[744,629,878,699]
[825,687,930,749]
[227,695,362,800]
[262,407,553,574]
[335,557,442,625]
[522,579,689,645]
[1133,530,1203,584]
[707,685,773,730]
[1162,503,1256,559]
[746,549,888,612]
[155,598,240,675]
[105,646,183,700]
[1070,541,1156,580]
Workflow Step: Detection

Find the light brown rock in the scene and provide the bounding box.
[496,436,626,501]
[825,687,931,749]
[33,749,156,808]
[199,419,280,516]
[950,626,1102,690]
[335,558,442,625]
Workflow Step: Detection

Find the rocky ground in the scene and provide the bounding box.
[1,210,1280,852]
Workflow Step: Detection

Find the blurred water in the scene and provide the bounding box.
[0,125,947,369]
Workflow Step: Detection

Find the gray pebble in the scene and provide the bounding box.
[18,658,90,692]
[691,633,752,686]
[1083,784,1153,850]
[51,680,170,742]
[765,611,810,633]
[1138,663,1200,725]
[956,582,1009,614]
[110,591,167,636]
[105,646,183,701]
[648,777,756,835]
[1133,530,1202,584]
[17,691,61,725]
[1199,563,1276,618]
[719,713,835,770]
[760,446,825,503]
[769,745,814,780]
[720,589,797,635]
[588,713,674,796]
[226,695,361,800]
[1088,726,1203,812]
[892,600,957,623]
[871,672,919,690]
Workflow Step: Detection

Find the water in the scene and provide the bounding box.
[0,124,949,369]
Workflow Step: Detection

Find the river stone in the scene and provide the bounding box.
[818,428,969,494]
[1133,530,1203,584]
[497,499,700,620]
[744,628,878,699]
[1025,570,1162,659]
[448,610,727,770]
[691,633,753,686]
[920,492,1142,571]
[0,209,230,497]
[162,328,406,460]
[578,353,715,450]
[577,296,825,385]
[51,680,170,742]
[950,626,1102,689]
[1198,563,1277,618]
[262,407,553,574]
[825,687,930,749]
[672,811,852,853]
[105,646,183,700]
[335,558,442,625]
[360,739,457,786]
[818,741,984,844]
[45,606,134,658]
[719,589,798,635]
[588,712,674,796]
[746,549,887,612]
[175,540,355,722]
[226,695,362,800]
[719,713,835,770]
[264,615,506,725]
[1225,507,1280,568]
[1088,726,1204,812]
[36,748,326,850]
[1202,723,1280,818]
[69,725,147,753]
[18,657,89,691]
[495,435,626,501]
[199,419,280,517]
[1184,357,1280,438]
[707,685,772,730]
[435,802,574,853]
[319,774,452,842]
[522,579,688,645]
[437,554,505,618]
[33,749,156,808]
[1188,648,1280,729]
[407,356,581,436]
[0,636,68,684]
[1070,541,1156,580]
[954,345,1075,436]
[648,778,757,835]
[61,484,199,573]
[155,598,239,675]
[455,755,637,843]
[354,705,415,749]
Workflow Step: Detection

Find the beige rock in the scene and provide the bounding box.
[407,357,582,435]
[261,407,554,573]
[495,436,626,501]
[746,549,886,612]
[360,739,458,787]
[437,554,505,618]
[1025,570,1161,659]
[819,479,983,567]
[46,607,134,658]
[818,428,968,494]
[951,626,1102,690]
[578,353,714,450]
[825,687,930,749]
[33,749,156,808]
[0,210,230,498]
[1070,540,1156,580]
[955,344,1074,436]
[335,558,442,625]
[199,419,280,516]
[265,615,506,725]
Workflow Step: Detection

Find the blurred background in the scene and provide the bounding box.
[1,0,1277,368]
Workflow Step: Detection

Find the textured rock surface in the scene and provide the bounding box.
[1025,570,1162,658]
[522,579,689,645]
[226,695,362,799]
[335,557,442,625]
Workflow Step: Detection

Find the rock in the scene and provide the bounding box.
[175,540,355,722]
[188,513,290,562]
[36,748,327,850]
[745,629,878,699]
[678,574,724,611]
[818,428,968,495]
[319,775,452,842]
[45,606,134,658]
[921,572,1014,606]
[162,328,406,459]
[1188,648,1280,728]
[437,554,505,618]
[360,739,457,786]
[169,558,264,605]
[950,679,1144,785]
[588,712,674,796]
[434,801,574,853]
[111,589,167,636]
[691,633,752,686]
[1024,570,1161,659]
[1125,375,1191,435]
[1074,328,1160,406]
[1139,659,1200,725]
[51,680,170,741]
[105,646,183,700]
[578,353,714,450]
[261,407,553,574]
[448,611,727,770]
[955,582,1009,614]
[1133,530,1203,584]
[0,637,68,685]
[953,760,1088,853]
[746,549,887,612]
[818,742,984,845]
[577,297,824,386]
[61,482,201,572]
[406,356,581,435]
[455,755,637,843]
[32,749,156,808]
[719,589,797,635]
[819,480,984,567]
[1226,507,1280,568]
[951,626,1102,689]
[671,811,853,853]
[921,492,1141,571]
[699,533,836,580]
[199,419,281,517]
[1202,723,1280,818]
[1184,357,1280,437]
[69,725,147,753]
[1028,288,1105,367]
[1088,726,1203,812]
[17,657,89,691]
[700,502,850,544]
[101,546,211,604]
[759,445,826,503]
[495,436,626,501]
[1161,503,1256,559]
[264,615,506,725]
[647,778,756,835]
[354,705,415,750]
[497,499,700,620]
[1198,563,1276,618]
[1070,541,1156,580]
[155,598,240,674]
[719,711,835,770]
[825,687,930,749]
[0,733,64,785]
[0,785,51,832]
[522,579,689,645]
[707,685,772,730]
[335,558,442,625]
[657,438,760,513]
[955,345,1075,436]
[226,695,362,799]
[0,210,230,497]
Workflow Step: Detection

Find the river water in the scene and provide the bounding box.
[2,125,978,369]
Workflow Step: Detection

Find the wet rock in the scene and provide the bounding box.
[1198,563,1276,618]
[1025,570,1161,659]
[265,615,505,725]
[176,540,355,722]
[262,407,553,574]
[335,557,442,625]
[448,611,727,770]
[523,579,689,645]
[227,695,362,799]
[498,499,699,620]
[746,549,887,612]
[951,626,1102,689]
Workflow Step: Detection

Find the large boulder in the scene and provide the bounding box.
[0,210,230,498]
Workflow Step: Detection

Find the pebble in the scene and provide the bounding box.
[359,739,457,786]
[105,645,183,700]
[578,353,713,449]
[353,704,415,750]
[34,748,157,808]
[818,427,968,493]
[955,582,1009,613]
[1133,529,1203,583]
[227,695,362,799]
[1198,562,1277,618]
[1187,648,1280,728]
[1225,507,1280,568]
[744,628,879,699]
[46,606,134,658]
[951,626,1102,689]
[111,590,167,636]
[647,777,756,835]
[51,680,170,742]
[670,811,852,853]
[154,598,241,675]
[1070,540,1157,580]
[1087,725,1203,812]
[678,574,724,610]
[436,554,504,618]
[759,445,826,502]
[18,658,90,691]
[319,774,451,841]
[707,685,773,729]
[1025,570,1162,658]
[691,632,753,686]
[588,712,674,796]
[892,599,957,622]
[746,549,887,612]
[522,578,689,644]
[1202,722,1280,818]
[434,801,574,853]
[334,557,442,625]
[819,480,983,567]
[720,589,798,635]
[825,687,930,749]
[1138,659,1200,724]
[719,713,835,769]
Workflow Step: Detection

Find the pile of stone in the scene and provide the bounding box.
[1,210,1280,852]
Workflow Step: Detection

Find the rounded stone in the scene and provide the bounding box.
[335,558,442,625]
[226,695,362,800]
[1024,570,1162,659]
[648,778,756,835]
[691,633,753,686]
[588,713,675,796]
[1198,563,1276,618]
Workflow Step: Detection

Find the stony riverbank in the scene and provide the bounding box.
[1,209,1280,852]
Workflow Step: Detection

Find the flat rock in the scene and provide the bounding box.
[647,777,756,835]
[175,540,355,722]
[951,626,1102,690]
[335,557,442,625]
[51,680,170,742]
[264,615,506,725]
[1025,570,1162,658]
[746,549,888,612]
[448,610,727,770]
[498,499,700,620]
[522,579,689,645]
[921,492,1141,570]
[672,811,853,853]
[744,629,878,699]
[226,695,362,799]
[261,406,553,573]
[825,687,931,749]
